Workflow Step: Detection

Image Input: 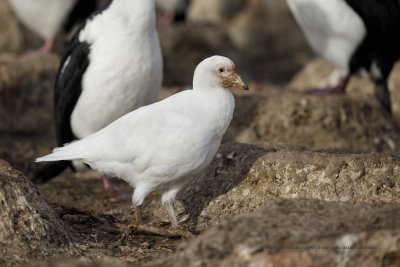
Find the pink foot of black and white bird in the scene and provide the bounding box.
[155,0,189,28]
[157,11,176,28]
[102,175,132,200]
[307,76,350,95]
[41,38,55,53]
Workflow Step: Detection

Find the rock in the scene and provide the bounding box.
[0,52,60,134]
[175,143,400,231]
[151,199,400,267]
[288,58,400,120]
[226,85,400,154]
[0,52,60,175]
[0,160,73,265]
[0,0,23,53]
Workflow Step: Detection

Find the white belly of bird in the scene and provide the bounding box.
[70,15,162,139]
[85,124,223,196]
[71,56,161,139]
[81,89,234,195]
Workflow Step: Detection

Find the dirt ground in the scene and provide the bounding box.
[1,0,400,266]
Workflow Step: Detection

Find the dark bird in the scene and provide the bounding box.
[286,0,400,113]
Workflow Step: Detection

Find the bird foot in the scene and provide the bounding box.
[114,222,195,239]
[41,38,55,53]
[102,175,133,200]
[157,11,175,29]
[307,76,349,95]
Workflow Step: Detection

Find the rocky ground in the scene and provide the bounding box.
[1,0,400,266]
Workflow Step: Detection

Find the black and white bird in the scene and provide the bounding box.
[35,0,163,186]
[286,0,400,113]
[36,56,249,228]
[7,0,98,52]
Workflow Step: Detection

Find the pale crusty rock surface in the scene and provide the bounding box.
[177,143,400,232]
[0,160,73,265]
[151,199,400,267]
[225,85,400,155]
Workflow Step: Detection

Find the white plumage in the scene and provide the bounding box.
[37,56,249,228]
[285,0,366,75]
[71,0,163,139]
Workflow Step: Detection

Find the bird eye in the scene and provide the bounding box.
[219,68,224,73]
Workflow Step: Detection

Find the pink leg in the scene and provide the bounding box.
[157,11,175,29]
[41,38,55,53]
[161,186,181,229]
[164,199,179,229]
[102,175,132,200]
[307,76,350,95]
[102,175,117,193]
